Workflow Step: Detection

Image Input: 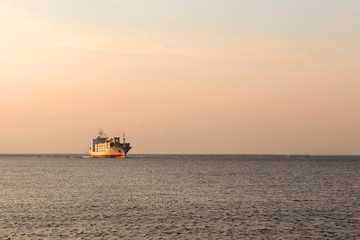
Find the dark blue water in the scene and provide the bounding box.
[0,154,359,239]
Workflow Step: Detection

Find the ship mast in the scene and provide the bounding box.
[98,129,105,138]
[123,133,126,144]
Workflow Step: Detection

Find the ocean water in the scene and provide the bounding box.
[0,154,359,240]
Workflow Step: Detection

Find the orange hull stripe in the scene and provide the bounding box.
[92,155,125,158]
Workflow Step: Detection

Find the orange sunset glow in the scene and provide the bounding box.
[1,1,359,154]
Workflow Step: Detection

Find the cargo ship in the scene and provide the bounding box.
[89,130,132,158]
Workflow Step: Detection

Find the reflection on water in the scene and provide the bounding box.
[0,154,359,239]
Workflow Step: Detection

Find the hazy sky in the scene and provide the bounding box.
[1,0,359,154]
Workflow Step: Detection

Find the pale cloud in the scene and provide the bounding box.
[56,36,356,68]
[2,1,357,66]
[56,37,313,64]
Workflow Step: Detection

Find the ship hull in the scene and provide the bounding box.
[90,146,131,158]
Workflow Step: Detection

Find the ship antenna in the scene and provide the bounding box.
[98,129,105,138]
[123,133,125,144]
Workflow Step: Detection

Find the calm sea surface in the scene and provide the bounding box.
[0,154,359,239]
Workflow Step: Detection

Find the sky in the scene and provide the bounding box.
[1,0,359,154]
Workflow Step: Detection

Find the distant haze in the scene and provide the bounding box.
[1,0,359,154]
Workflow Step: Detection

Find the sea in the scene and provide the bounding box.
[0,154,359,239]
